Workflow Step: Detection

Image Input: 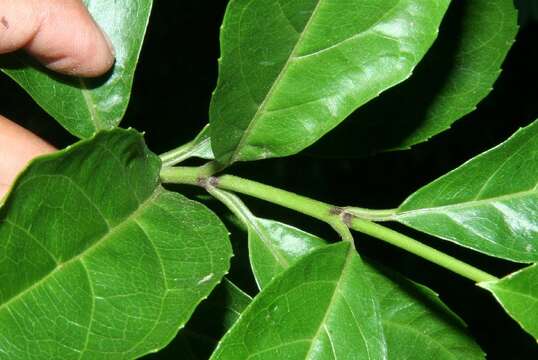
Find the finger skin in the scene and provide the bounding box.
[0,0,115,77]
[0,116,55,197]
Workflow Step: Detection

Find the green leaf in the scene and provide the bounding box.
[0,0,153,138]
[366,264,485,359]
[225,198,484,359]
[393,119,538,262]
[479,264,538,341]
[210,242,387,359]
[249,218,326,289]
[310,0,519,157]
[0,129,232,359]
[153,279,252,360]
[210,0,450,164]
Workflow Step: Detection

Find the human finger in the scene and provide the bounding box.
[0,0,115,77]
[0,115,55,197]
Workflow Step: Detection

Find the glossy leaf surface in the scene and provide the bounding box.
[311,0,518,157]
[0,0,153,138]
[210,0,450,164]
[480,264,538,341]
[210,243,387,359]
[249,218,326,290]
[394,120,538,262]
[0,129,232,359]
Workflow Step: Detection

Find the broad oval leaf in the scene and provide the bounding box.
[0,0,153,138]
[0,129,232,359]
[210,0,450,164]
[310,0,519,157]
[210,243,387,360]
[479,264,538,341]
[393,119,538,262]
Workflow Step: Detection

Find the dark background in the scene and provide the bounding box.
[1,1,537,359]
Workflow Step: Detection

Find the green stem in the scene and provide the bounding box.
[217,175,352,242]
[161,166,498,283]
[345,206,397,221]
[160,162,222,184]
[350,218,498,283]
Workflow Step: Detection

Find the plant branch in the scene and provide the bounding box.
[345,206,397,221]
[161,166,498,283]
[349,218,498,283]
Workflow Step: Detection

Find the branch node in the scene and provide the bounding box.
[208,176,220,187]
[342,212,354,227]
[329,207,344,216]
[197,176,209,188]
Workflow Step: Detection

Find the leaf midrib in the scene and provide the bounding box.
[302,247,374,359]
[228,0,324,163]
[0,189,161,314]
[78,77,104,131]
[396,185,537,218]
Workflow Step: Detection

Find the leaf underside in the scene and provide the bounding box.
[0,129,232,359]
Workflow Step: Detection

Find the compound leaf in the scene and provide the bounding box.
[0,0,153,138]
[210,0,450,164]
[0,129,232,359]
[393,119,538,262]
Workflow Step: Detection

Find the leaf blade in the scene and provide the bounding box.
[0,129,232,359]
[479,264,538,341]
[210,243,387,360]
[237,209,484,359]
[393,119,538,262]
[210,0,450,164]
[310,0,519,157]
